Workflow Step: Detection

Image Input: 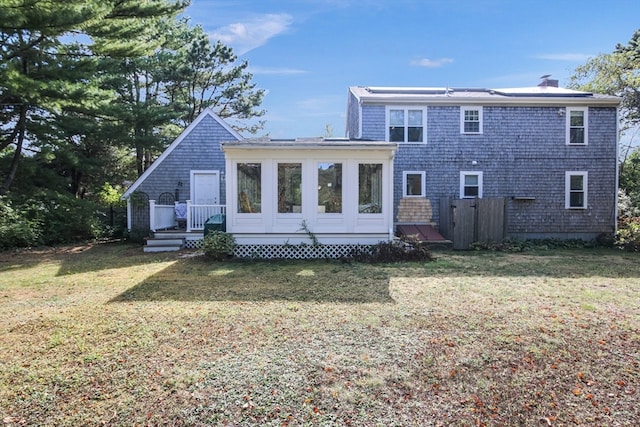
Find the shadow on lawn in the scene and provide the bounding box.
[53,242,181,276]
[0,241,157,275]
[110,258,395,304]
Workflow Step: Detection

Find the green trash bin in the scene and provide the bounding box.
[204,213,226,236]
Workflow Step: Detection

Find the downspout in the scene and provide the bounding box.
[389,145,397,241]
[126,198,132,232]
[614,105,620,234]
[358,100,363,139]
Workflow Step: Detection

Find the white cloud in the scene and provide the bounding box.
[248,66,308,75]
[535,53,594,61]
[411,57,454,68]
[296,95,344,112]
[210,13,293,55]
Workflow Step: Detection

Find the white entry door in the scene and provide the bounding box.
[191,171,220,205]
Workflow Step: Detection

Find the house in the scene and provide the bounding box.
[346,80,621,244]
[123,79,621,253]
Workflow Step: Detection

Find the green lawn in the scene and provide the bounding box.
[0,243,638,426]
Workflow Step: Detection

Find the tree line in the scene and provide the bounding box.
[0,0,264,247]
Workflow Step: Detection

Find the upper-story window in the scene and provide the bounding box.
[388,107,425,143]
[565,171,588,209]
[460,171,483,199]
[566,107,588,145]
[403,171,426,197]
[460,106,483,134]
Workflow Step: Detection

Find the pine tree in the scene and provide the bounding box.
[0,0,188,194]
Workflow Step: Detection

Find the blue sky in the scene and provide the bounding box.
[184,0,639,139]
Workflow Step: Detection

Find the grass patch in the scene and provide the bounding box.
[0,243,639,425]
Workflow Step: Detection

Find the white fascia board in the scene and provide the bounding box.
[360,95,620,107]
[222,142,397,152]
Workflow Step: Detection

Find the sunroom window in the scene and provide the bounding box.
[359,163,383,213]
[237,163,261,213]
[317,162,342,213]
[278,163,302,213]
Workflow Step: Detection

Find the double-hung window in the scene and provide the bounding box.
[460,171,483,199]
[460,106,483,134]
[566,107,588,145]
[403,171,426,197]
[565,171,588,209]
[388,108,425,143]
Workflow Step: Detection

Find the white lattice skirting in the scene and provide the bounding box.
[233,243,372,259]
[184,238,372,259]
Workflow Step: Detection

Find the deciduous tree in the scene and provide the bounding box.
[569,29,640,207]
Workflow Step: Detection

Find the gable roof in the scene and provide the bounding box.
[122,108,242,199]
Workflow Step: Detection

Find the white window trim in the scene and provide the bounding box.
[565,171,588,209]
[566,107,588,145]
[386,106,427,143]
[460,106,483,134]
[402,171,426,197]
[460,171,483,199]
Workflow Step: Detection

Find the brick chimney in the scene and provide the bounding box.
[538,75,559,88]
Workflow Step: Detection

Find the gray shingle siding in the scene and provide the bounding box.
[131,114,234,230]
[359,104,618,238]
[360,105,385,140]
[346,91,361,138]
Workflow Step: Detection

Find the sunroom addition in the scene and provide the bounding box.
[222,139,397,246]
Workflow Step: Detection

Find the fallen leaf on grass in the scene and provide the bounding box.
[472,394,483,407]
[541,415,556,425]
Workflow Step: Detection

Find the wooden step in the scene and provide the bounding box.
[144,245,182,253]
[144,237,184,252]
[146,238,184,247]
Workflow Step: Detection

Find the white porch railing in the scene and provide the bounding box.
[187,201,226,231]
[149,200,176,232]
[149,199,226,232]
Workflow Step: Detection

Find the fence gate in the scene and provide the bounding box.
[130,191,150,232]
[440,197,506,250]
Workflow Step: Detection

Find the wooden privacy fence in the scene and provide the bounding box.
[439,197,507,250]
